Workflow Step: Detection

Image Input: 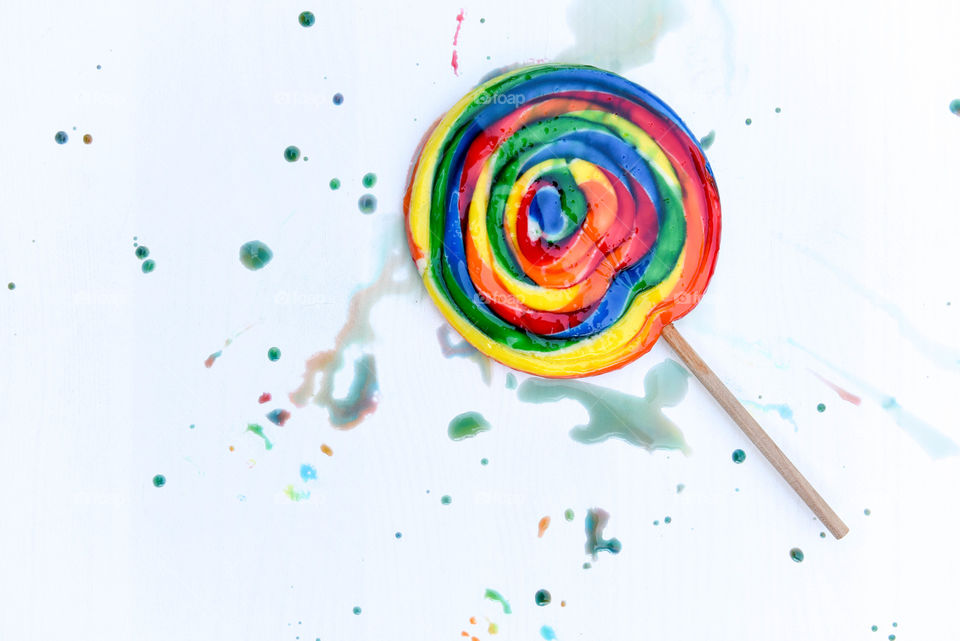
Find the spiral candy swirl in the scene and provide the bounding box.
[404,64,721,377]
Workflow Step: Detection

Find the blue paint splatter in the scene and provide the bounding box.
[540,625,557,640]
[300,464,317,482]
[743,400,798,431]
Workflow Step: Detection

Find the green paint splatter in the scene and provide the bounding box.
[135,246,150,259]
[329,177,341,190]
[817,402,826,413]
[505,372,518,389]
[283,485,310,501]
[789,547,804,563]
[699,130,715,150]
[283,145,301,162]
[480,457,489,466]
[152,474,166,488]
[582,562,591,569]
[585,507,621,558]
[440,494,452,505]
[448,411,490,440]
[239,240,273,270]
[358,194,377,214]
[267,347,281,361]
[55,131,68,144]
[872,625,878,632]
[352,606,361,615]
[732,449,746,464]
[298,11,315,27]
[362,172,377,188]
[517,359,690,452]
[535,589,551,606]
[950,99,960,115]
[141,259,156,274]
[483,588,512,614]
[775,107,782,113]
[564,508,575,521]
[745,117,753,125]
[7,282,15,290]
[246,423,273,450]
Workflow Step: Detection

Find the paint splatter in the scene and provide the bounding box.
[812,371,862,405]
[540,625,557,640]
[505,373,517,389]
[352,606,361,615]
[358,194,377,214]
[362,172,377,188]
[699,130,716,150]
[535,589,551,606]
[664,516,672,524]
[321,443,333,456]
[332,92,343,105]
[584,507,621,558]
[239,240,273,270]
[290,248,417,429]
[743,400,798,432]
[556,0,681,72]
[329,178,341,190]
[141,259,156,274]
[298,11,315,27]
[451,9,465,75]
[395,532,402,538]
[732,448,746,463]
[300,464,317,482]
[564,508,575,521]
[267,347,282,361]
[246,423,274,450]
[135,246,150,260]
[950,99,960,116]
[266,409,291,426]
[745,117,752,125]
[284,485,310,501]
[789,547,804,563]
[517,359,690,452]
[437,325,492,384]
[204,351,222,368]
[448,411,491,441]
[817,402,826,413]
[864,508,871,516]
[258,392,271,404]
[283,145,301,162]
[6,283,14,290]
[55,131,68,144]
[483,589,512,614]
[676,483,685,493]
[872,625,879,632]
[441,494,452,505]
[152,474,166,488]
[82,134,92,144]
[538,516,550,538]
[480,457,488,465]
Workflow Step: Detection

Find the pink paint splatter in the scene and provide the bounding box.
[812,371,862,406]
[451,50,460,76]
[258,392,272,404]
[453,9,465,45]
[451,9,464,75]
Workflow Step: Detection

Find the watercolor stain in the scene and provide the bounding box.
[483,589,512,614]
[300,464,317,482]
[441,494,452,505]
[333,92,344,105]
[743,400,798,431]
[564,508,575,521]
[239,240,273,271]
[448,411,491,441]
[438,325,492,384]
[284,485,310,501]
[246,423,274,450]
[352,606,361,615]
[518,359,690,452]
[505,373,517,389]
[321,444,333,456]
[585,507,621,558]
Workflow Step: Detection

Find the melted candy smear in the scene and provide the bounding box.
[517,359,690,452]
[448,411,491,440]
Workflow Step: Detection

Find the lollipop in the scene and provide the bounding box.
[404,64,847,538]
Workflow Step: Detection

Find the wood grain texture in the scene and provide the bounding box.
[661,323,849,540]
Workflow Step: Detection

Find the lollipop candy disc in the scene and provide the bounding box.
[404,64,721,378]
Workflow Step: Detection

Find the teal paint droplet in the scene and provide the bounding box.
[732,449,746,463]
[664,516,672,524]
[871,625,878,632]
[789,547,804,563]
[135,245,150,259]
[775,107,782,113]
[298,11,315,27]
[480,17,486,23]
[440,494,452,505]
[239,240,273,270]
[745,118,753,125]
[653,520,659,526]
[361,172,377,188]
[284,145,301,162]
[564,508,575,521]
[820,531,826,538]
[395,531,402,538]
[329,178,341,190]
[817,402,826,412]
[55,131,68,144]
[582,562,591,569]
[358,194,377,214]
[892,622,897,628]
[534,589,551,606]
[888,636,895,641]
[189,424,195,429]
[332,92,343,105]
[864,508,871,516]
[141,259,156,274]
[7,282,14,290]
[267,347,281,361]
[505,372,518,389]
[585,507,621,557]
[676,483,685,493]
[152,474,166,488]
[699,129,716,150]
[448,411,490,440]
[480,457,489,466]
[540,625,557,640]
[352,606,361,615]
[950,99,960,115]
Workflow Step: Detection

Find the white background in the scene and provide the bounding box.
[2,1,959,639]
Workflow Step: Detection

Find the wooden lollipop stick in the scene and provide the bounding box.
[660,323,849,540]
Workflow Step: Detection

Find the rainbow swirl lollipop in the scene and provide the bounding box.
[404,64,720,377]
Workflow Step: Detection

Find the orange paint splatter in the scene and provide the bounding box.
[229,445,235,452]
[461,632,469,637]
[82,133,92,144]
[560,600,566,607]
[469,617,476,625]
[538,516,551,538]
[321,444,333,456]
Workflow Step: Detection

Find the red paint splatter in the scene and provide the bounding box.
[451,9,464,75]
[451,50,460,76]
[453,9,465,45]
[258,392,272,404]
[204,351,220,368]
[812,371,862,406]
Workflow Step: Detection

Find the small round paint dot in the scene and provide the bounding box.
[480,457,488,466]
[819,531,826,538]
[189,424,195,429]
[664,516,672,524]
[239,240,273,270]
[888,636,895,641]
[141,259,156,274]
[745,118,752,125]
[871,625,878,632]
[352,607,361,615]
[817,402,826,412]
[361,172,377,188]
[864,508,871,516]
[267,347,281,361]
[892,622,897,628]
[358,194,377,214]
[55,131,68,144]
[950,99,960,115]
[789,547,804,562]
[329,178,341,190]
[395,532,402,538]
[440,494,452,505]
[775,107,782,113]
[298,11,315,27]
[135,245,150,259]
[96,64,101,70]
[732,449,746,464]
[7,282,15,290]
[152,474,166,488]
[653,520,659,526]
[283,145,301,162]
[332,92,343,105]
[582,562,591,569]
[82,134,92,144]
[564,508,575,521]
[534,589,551,606]
[480,17,486,23]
